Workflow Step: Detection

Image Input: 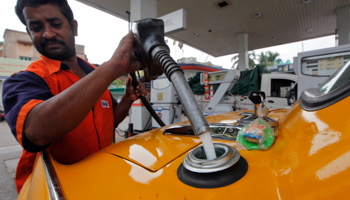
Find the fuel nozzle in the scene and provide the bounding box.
[132,18,183,81]
[132,18,210,137]
[132,18,169,58]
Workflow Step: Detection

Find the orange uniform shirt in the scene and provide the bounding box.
[3,55,116,192]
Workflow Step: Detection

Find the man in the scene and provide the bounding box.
[3,0,147,193]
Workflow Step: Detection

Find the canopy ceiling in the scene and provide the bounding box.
[77,0,350,57]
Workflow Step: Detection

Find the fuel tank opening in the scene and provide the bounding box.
[177,143,248,188]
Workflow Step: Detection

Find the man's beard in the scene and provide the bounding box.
[36,35,76,61]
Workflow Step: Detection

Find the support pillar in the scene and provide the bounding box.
[237,33,249,71]
[130,0,157,22]
[129,0,157,133]
[336,7,350,45]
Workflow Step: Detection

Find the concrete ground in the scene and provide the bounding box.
[0,115,188,199]
[0,120,21,200]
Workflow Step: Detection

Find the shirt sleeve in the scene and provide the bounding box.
[109,92,119,108]
[3,71,53,152]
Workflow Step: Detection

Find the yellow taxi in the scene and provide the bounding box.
[18,60,350,200]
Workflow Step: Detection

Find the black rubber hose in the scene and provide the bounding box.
[129,72,166,127]
[153,50,183,79]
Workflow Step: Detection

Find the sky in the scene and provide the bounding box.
[0,0,337,69]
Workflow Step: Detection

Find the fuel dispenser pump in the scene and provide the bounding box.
[151,75,182,129]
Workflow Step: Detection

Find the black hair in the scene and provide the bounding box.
[15,0,74,25]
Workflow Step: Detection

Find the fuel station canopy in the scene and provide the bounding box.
[76,0,348,57]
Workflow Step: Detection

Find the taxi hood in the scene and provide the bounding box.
[101,128,202,172]
[101,109,289,171]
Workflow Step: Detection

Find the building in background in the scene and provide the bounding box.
[177,57,223,79]
[1,29,87,61]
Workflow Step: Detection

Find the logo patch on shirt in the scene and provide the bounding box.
[101,100,110,108]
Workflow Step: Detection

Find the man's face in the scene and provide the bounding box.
[23,4,77,61]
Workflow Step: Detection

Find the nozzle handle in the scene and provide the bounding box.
[248,91,266,104]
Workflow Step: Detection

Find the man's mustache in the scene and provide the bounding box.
[41,38,66,47]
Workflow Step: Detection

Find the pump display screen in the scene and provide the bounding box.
[152,78,171,89]
[200,71,228,84]
[301,52,350,76]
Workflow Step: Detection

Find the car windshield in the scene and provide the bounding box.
[318,60,350,94]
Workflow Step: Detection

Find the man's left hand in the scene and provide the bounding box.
[124,76,147,101]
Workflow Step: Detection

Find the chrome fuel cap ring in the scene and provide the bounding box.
[183,143,240,173]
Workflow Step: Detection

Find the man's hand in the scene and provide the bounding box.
[124,76,147,102]
[107,32,142,78]
[113,76,147,127]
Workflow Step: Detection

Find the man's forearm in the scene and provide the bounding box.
[24,61,120,146]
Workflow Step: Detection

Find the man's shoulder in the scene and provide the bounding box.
[6,60,47,80]
[26,59,50,73]
[5,59,53,86]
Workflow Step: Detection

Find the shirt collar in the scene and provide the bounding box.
[40,55,96,75]
[40,55,63,75]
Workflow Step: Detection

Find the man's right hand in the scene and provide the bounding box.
[107,32,142,78]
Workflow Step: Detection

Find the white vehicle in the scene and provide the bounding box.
[293,44,350,98]
[192,70,297,115]
[261,73,298,109]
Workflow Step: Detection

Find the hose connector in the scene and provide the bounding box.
[151,46,184,80]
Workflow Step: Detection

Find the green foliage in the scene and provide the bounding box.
[110,79,125,87]
[257,51,280,66]
[231,51,256,69]
[266,51,280,65]
[231,50,281,69]
[257,52,267,66]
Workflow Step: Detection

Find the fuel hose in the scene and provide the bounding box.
[129,72,166,127]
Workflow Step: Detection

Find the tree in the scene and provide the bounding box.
[257,52,268,66]
[257,51,280,66]
[266,51,280,66]
[231,51,256,69]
